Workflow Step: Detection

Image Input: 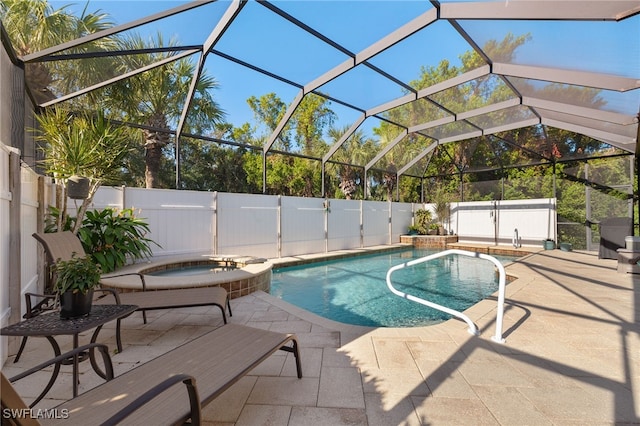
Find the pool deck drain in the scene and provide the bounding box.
[3,247,639,425]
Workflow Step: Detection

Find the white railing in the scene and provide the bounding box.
[386,249,507,343]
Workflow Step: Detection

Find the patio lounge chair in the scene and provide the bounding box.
[2,323,302,425]
[16,231,231,361]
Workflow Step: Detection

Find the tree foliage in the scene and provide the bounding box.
[34,107,135,233]
[1,0,117,105]
[106,32,225,189]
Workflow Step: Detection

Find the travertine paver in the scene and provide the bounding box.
[3,248,639,425]
[318,366,365,408]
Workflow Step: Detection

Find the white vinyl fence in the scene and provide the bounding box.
[1,146,45,362]
[0,146,10,362]
[448,199,557,247]
[79,187,557,259]
[84,187,417,259]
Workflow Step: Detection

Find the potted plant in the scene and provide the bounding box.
[542,239,556,250]
[35,107,134,234]
[407,225,420,235]
[559,242,572,252]
[54,254,102,319]
[433,196,450,235]
[414,209,433,235]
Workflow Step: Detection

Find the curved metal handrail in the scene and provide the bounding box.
[386,249,506,343]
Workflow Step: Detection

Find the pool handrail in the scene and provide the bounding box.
[385,249,506,343]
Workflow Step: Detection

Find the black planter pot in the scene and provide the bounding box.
[67,175,90,199]
[59,289,94,319]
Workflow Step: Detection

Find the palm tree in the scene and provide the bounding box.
[382,162,397,202]
[1,0,117,105]
[328,126,373,200]
[107,33,225,188]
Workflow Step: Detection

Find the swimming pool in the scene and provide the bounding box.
[270,249,515,327]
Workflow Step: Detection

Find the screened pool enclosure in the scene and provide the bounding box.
[1,0,638,249]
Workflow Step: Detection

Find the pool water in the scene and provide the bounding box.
[271,249,514,327]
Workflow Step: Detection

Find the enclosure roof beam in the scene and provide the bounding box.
[439,1,640,21]
[398,141,438,176]
[457,98,521,121]
[542,118,636,151]
[366,94,416,118]
[482,118,541,137]
[358,8,439,64]
[407,98,520,136]
[363,66,491,119]
[22,0,215,62]
[365,130,408,171]
[303,9,438,93]
[439,130,483,145]
[35,46,202,62]
[264,91,304,154]
[409,116,455,134]
[417,65,491,98]
[493,62,638,92]
[177,0,246,143]
[203,0,246,54]
[322,114,366,164]
[40,49,199,108]
[523,96,637,126]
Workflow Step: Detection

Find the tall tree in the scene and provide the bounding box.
[328,126,375,200]
[244,93,334,196]
[1,0,117,105]
[107,33,225,188]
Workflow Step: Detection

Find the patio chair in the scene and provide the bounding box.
[16,231,231,361]
[2,324,302,425]
[598,217,633,259]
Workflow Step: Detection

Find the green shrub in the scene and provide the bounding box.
[46,206,159,273]
[414,209,433,235]
[78,208,159,273]
[407,224,420,235]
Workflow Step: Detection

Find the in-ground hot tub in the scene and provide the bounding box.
[100,255,272,300]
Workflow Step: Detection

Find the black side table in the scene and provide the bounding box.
[1,304,137,405]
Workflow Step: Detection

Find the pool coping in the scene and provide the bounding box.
[269,243,413,268]
[269,242,541,269]
[100,253,273,299]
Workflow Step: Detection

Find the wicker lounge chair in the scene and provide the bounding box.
[16,231,231,360]
[2,323,302,425]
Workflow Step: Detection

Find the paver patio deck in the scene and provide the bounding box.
[2,248,638,425]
